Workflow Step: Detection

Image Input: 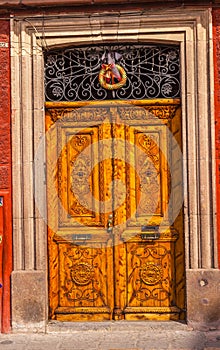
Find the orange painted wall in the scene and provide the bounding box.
[0,19,12,333]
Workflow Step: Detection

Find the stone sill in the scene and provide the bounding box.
[0,0,214,9]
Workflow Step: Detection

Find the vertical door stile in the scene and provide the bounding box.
[46,109,60,319]
[111,108,127,320]
[100,113,115,318]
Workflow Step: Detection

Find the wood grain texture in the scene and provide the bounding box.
[46,100,185,321]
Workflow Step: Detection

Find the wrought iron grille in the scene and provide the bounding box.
[44,44,180,102]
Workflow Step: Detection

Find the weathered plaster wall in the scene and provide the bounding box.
[0,22,11,188]
[213,9,220,268]
[0,19,12,333]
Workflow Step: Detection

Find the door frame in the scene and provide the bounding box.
[10,8,218,331]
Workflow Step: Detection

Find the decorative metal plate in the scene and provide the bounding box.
[44,44,180,102]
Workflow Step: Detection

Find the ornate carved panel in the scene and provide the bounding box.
[47,102,185,321]
[118,105,179,120]
[57,126,104,228]
[126,242,174,309]
[135,132,161,216]
[47,108,110,124]
[59,244,112,309]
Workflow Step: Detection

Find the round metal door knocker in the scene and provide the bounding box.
[71,262,94,286]
[140,262,163,285]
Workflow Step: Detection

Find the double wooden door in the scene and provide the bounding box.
[46,100,185,321]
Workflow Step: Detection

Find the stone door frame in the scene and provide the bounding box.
[10,7,219,330]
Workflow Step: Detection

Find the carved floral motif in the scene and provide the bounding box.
[71,262,94,286]
[136,133,160,215]
[69,135,93,217]
[118,105,178,120]
[140,262,163,285]
[71,154,91,196]
[47,108,109,124]
[61,246,108,305]
[127,243,172,304]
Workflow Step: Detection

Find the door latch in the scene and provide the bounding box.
[141,225,160,240]
[0,235,2,244]
[140,232,160,240]
[107,214,113,233]
[71,234,91,241]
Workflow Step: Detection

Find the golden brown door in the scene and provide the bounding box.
[46,100,185,321]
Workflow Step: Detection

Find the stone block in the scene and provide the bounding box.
[11,271,47,331]
[186,269,220,330]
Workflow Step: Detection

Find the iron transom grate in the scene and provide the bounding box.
[44,44,180,102]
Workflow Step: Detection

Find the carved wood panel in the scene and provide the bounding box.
[58,127,103,227]
[125,241,175,312]
[58,244,113,313]
[46,102,185,321]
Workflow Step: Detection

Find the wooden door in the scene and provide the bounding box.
[46,100,185,321]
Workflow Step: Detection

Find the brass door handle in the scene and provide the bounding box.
[0,235,2,244]
[107,214,113,233]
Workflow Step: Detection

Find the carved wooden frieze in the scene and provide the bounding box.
[47,108,110,124]
[118,105,179,120]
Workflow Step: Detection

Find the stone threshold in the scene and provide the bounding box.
[47,320,189,333]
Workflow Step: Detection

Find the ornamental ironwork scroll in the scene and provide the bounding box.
[44,44,180,102]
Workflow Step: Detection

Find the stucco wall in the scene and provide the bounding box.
[0,22,11,189]
[0,19,12,333]
[213,9,220,268]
